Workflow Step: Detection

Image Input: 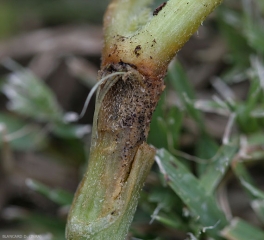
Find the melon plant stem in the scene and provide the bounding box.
[66,0,222,239]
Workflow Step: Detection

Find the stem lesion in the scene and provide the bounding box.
[95,63,164,183]
[66,63,161,239]
[66,0,223,239]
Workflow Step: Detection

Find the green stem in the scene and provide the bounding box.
[66,141,155,240]
[66,65,158,240]
[66,0,223,239]
[103,0,222,79]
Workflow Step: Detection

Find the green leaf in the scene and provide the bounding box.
[0,113,46,151]
[232,162,255,186]
[167,62,204,131]
[167,61,196,100]
[232,162,264,200]
[240,178,264,200]
[199,144,238,193]
[2,59,63,123]
[243,9,264,54]
[235,72,263,133]
[156,149,227,239]
[221,218,264,240]
[251,199,264,224]
[148,188,175,212]
[194,99,230,115]
[153,213,185,230]
[248,132,264,145]
[148,92,168,149]
[166,107,183,149]
[217,7,251,68]
[26,178,73,206]
[195,133,219,175]
[52,122,91,139]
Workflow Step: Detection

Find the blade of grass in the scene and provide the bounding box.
[156,148,227,239]
[251,199,264,224]
[52,122,91,139]
[148,93,169,149]
[26,178,73,206]
[2,59,63,123]
[199,144,238,194]
[232,161,255,183]
[236,77,262,133]
[242,2,264,54]
[221,218,264,240]
[153,213,186,230]
[166,107,183,150]
[240,178,264,200]
[195,133,219,161]
[232,161,263,200]
[167,61,204,131]
[194,99,230,116]
[167,61,221,176]
[195,134,219,176]
[217,6,251,69]
[0,113,46,151]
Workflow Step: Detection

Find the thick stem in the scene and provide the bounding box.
[66,0,223,239]
[66,64,162,239]
[66,142,155,240]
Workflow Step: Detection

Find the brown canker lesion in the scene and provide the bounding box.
[96,62,164,185]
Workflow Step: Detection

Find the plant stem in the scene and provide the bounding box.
[66,65,157,240]
[66,0,223,239]
[103,0,222,79]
